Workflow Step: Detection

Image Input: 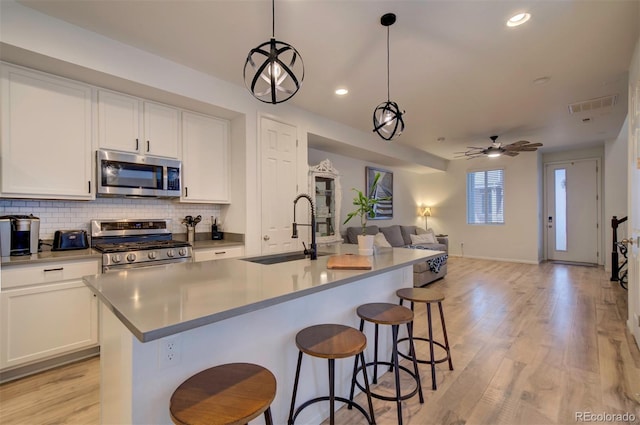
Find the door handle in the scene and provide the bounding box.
[263,235,270,241]
[621,237,636,246]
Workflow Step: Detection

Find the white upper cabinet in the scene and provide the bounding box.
[98,90,179,158]
[98,89,141,153]
[181,111,230,203]
[0,63,94,200]
[143,101,180,158]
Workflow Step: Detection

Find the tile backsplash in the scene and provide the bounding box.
[0,198,222,240]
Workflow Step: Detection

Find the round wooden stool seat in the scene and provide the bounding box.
[170,362,276,425]
[396,286,454,391]
[356,302,414,325]
[396,287,445,304]
[296,324,367,359]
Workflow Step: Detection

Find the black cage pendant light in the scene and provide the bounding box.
[372,13,405,141]
[244,0,304,104]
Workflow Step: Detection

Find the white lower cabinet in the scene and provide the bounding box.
[0,259,100,370]
[193,246,244,262]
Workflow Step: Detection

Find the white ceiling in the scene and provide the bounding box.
[16,0,639,162]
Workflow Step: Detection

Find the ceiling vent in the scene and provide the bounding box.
[568,94,618,114]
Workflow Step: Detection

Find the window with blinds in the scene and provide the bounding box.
[467,169,504,224]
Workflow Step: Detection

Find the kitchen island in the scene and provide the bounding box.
[83,244,442,424]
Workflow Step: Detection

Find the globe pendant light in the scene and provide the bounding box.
[373,13,405,141]
[244,0,304,104]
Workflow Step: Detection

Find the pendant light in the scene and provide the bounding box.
[244,0,304,104]
[372,13,405,141]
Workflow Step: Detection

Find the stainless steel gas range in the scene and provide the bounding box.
[91,219,192,273]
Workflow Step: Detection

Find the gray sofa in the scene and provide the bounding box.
[345,224,448,287]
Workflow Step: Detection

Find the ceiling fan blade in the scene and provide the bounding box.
[502,151,519,156]
[516,147,540,151]
[504,142,543,151]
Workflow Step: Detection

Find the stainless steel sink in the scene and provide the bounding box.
[242,251,329,265]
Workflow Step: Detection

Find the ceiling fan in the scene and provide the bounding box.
[456,135,543,159]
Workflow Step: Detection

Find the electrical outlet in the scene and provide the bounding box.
[158,335,182,368]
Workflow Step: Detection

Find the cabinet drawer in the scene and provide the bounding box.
[193,246,244,262]
[1,259,100,289]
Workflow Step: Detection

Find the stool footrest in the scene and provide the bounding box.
[354,362,420,402]
[289,395,374,425]
[397,336,453,366]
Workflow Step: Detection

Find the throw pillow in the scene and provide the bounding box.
[410,232,437,244]
[379,225,405,247]
[400,225,418,245]
[374,232,392,247]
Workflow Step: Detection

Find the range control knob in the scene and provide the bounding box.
[111,254,122,264]
[167,249,175,258]
[126,253,137,262]
[148,251,157,260]
[178,248,187,257]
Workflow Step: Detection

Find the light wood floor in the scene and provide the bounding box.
[1,257,639,425]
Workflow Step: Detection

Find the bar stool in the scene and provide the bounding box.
[350,303,424,425]
[288,324,375,425]
[169,362,276,425]
[396,287,454,390]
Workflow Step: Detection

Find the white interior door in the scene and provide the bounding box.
[626,72,640,346]
[545,159,599,264]
[260,117,298,254]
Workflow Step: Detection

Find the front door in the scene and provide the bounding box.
[545,159,600,264]
[260,117,298,254]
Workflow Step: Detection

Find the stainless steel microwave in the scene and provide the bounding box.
[96,149,181,198]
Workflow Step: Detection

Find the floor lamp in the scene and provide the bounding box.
[420,206,431,229]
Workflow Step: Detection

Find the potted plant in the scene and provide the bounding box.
[343,172,390,255]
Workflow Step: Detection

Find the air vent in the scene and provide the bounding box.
[568,94,618,114]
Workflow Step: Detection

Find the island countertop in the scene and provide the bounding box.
[83,244,441,342]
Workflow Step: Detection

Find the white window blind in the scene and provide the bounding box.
[467,169,504,224]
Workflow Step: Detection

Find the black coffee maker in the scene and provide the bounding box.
[0,214,40,256]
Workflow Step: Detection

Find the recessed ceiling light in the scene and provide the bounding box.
[507,12,531,27]
[335,88,349,96]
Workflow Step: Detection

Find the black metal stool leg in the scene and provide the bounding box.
[439,301,454,370]
[264,407,274,425]
[328,358,335,425]
[288,351,304,425]
[427,303,437,390]
[406,321,424,403]
[373,323,379,383]
[391,324,403,425]
[359,352,376,425]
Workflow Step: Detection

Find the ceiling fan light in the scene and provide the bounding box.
[487,152,502,158]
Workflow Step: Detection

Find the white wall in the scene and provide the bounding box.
[420,154,541,263]
[604,118,629,273]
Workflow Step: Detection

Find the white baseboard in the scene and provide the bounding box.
[447,254,540,265]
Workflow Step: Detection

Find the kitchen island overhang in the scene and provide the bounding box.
[84,244,443,425]
[84,244,443,342]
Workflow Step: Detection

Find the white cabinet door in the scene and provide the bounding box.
[193,246,244,262]
[98,89,141,153]
[0,64,94,200]
[144,101,180,158]
[98,91,179,158]
[181,111,230,203]
[0,280,98,370]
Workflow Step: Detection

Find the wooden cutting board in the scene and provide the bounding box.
[327,254,372,270]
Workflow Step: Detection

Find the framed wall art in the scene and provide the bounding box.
[365,166,393,219]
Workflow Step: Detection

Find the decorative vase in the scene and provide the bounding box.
[357,234,375,256]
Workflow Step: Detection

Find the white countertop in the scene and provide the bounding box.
[83,244,441,342]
